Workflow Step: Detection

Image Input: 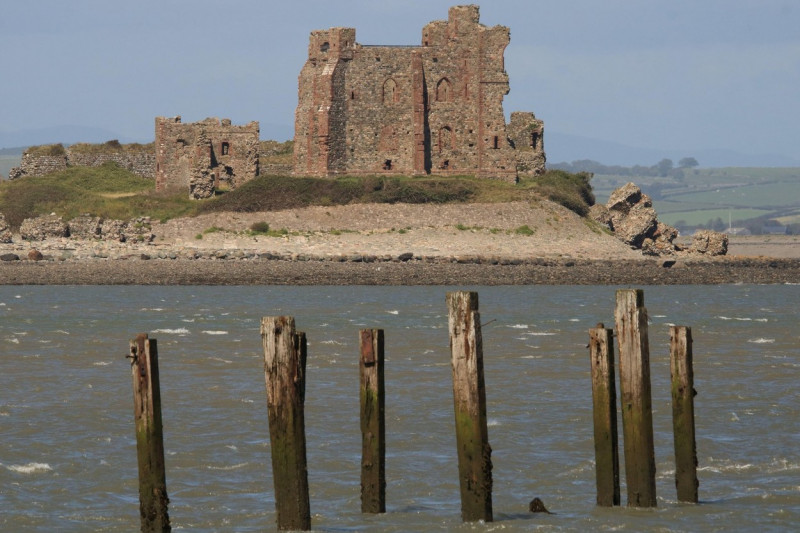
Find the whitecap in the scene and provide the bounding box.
[386,310,399,315]
[202,330,228,335]
[141,307,165,312]
[507,324,529,329]
[487,418,501,427]
[14,295,21,299]
[207,462,249,471]
[93,361,112,366]
[0,302,6,306]
[182,318,195,323]
[152,328,190,335]
[6,338,19,344]
[569,318,581,322]
[7,462,52,474]
[525,332,556,336]
[748,338,775,344]
[320,339,344,345]
[209,357,233,364]
[54,330,70,335]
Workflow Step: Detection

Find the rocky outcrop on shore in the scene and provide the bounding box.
[593,182,728,257]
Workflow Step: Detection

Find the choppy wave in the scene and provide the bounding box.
[748,338,775,344]
[202,330,228,335]
[6,462,53,474]
[205,462,251,471]
[386,310,400,315]
[717,316,769,322]
[152,328,190,335]
[507,324,529,329]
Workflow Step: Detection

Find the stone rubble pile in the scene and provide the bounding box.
[7,213,155,244]
[592,182,727,257]
[0,213,12,244]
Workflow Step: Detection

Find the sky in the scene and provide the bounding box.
[1,0,799,165]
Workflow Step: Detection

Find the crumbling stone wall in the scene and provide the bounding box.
[508,112,546,177]
[293,5,546,181]
[8,144,68,179]
[8,141,156,180]
[155,116,260,199]
[67,141,155,178]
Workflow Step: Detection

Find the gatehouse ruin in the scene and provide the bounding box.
[293,4,545,181]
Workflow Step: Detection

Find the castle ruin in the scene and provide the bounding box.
[293,5,545,181]
[155,116,260,199]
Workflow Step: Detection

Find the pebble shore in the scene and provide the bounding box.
[2,203,799,285]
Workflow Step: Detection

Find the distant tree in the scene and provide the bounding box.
[656,158,674,177]
[678,157,699,168]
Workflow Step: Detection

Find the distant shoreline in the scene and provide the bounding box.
[2,257,798,286]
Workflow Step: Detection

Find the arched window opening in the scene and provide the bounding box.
[493,136,499,150]
[383,78,398,104]
[436,78,452,102]
[531,131,540,149]
[383,159,393,170]
[320,41,330,52]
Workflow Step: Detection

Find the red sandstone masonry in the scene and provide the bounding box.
[155,116,259,198]
[293,5,545,181]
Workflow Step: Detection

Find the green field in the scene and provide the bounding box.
[592,167,800,232]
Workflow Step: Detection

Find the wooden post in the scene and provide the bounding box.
[589,324,620,506]
[261,317,311,531]
[670,326,699,503]
[129,333,171,533]
[447,291,493,523]
[614,289,657,507]
[359,328,386,513]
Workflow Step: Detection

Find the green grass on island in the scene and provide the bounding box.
[0,163,595,231]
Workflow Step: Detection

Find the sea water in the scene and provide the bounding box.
[1,285,798,531]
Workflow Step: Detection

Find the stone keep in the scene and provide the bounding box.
[293,5,545,181]
[155,116,260,199]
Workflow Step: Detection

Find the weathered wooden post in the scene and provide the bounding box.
[670,326,699,503]
[359,328,386,513]
[589,324,620,506]
[129,333,171,533]
[614,289,657,507]
[447,291,493,523]
[261,317,311,531]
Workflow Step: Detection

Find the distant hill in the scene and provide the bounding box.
[546,131,800,168]
[0,125,144,150]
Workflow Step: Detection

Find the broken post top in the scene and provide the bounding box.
[616,288,645,308]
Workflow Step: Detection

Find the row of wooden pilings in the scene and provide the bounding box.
[128,289,698,532]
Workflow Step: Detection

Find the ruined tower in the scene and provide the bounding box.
[155,116,260,199]
[293,5,545,181]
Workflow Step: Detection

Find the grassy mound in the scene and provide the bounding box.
[0,162,193,229]
[1,164,595,230]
